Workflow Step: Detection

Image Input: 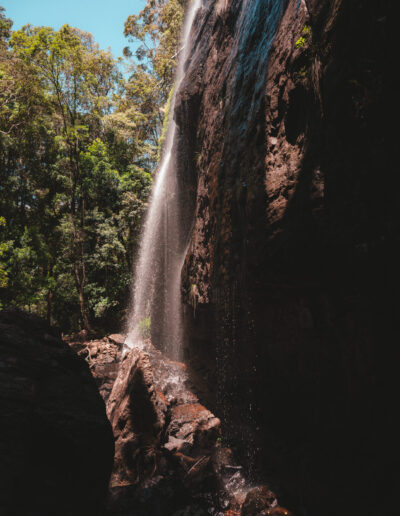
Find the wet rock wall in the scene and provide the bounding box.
[176,1,396,514]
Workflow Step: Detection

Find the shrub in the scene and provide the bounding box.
[138,316,151,339]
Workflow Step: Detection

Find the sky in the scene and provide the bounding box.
[1,0,146,59]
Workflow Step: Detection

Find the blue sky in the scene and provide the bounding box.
[1,0,146,59]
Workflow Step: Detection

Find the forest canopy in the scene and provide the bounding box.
[0,1,188,332]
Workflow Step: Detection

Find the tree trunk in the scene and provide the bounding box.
[74,259,91,332]
[70,138,91,333]
[46,290,52,325]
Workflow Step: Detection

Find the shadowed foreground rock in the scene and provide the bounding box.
[0,309,114,515]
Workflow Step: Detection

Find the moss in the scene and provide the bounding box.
[295,24,312,49]
[299,65,308,78]
[138,316,151,339]
[194,151,202,167]
[295,36,306,48]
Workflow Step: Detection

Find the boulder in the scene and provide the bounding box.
[0,308,114,515]
[68,335,123,401]
[106,343,225,514]
[241,486,279,515]
[241,487,294,516]
[107,347,168,487]
[108,334,126,347]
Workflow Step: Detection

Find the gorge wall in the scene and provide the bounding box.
[175,1,396,514]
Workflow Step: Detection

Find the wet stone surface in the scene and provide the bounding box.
[102,340,292,516]
[67,333,293,515]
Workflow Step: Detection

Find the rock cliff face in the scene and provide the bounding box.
[0,309,114,515]
[175,1,396,515]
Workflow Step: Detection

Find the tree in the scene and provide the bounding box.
[0,216,10,293]
[10,24,120,329]
[0,6,12,46]
[0,2,190,332]
[121,0,188,162]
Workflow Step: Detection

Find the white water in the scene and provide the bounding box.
[125,0,202,359]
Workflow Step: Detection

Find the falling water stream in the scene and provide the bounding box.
[125,0,202,359]
[121,0,289,511]
[122,1,256,506]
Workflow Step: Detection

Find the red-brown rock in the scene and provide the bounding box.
[107,347,168,487]
[174,1,395,515]
[108,334,126,347]
[68,335,123,401]
[241,486,278,516]
[105,342,228,514]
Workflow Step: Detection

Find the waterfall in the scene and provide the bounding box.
[125,0,202,359]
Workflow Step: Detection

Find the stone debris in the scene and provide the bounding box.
[68,333,124,401]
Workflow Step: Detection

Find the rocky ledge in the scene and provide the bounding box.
[65,334,294,514]
[103,341,293,516]
[68,333,125,401]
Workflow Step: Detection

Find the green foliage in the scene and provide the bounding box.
[0,217,10,291]
[295,24,312,49]
[0,6,12,45]
[124,0,187,90]
[0,8,154,331]
[138,316,151,339]
[123,0,188,162]
[0,1,185,331]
